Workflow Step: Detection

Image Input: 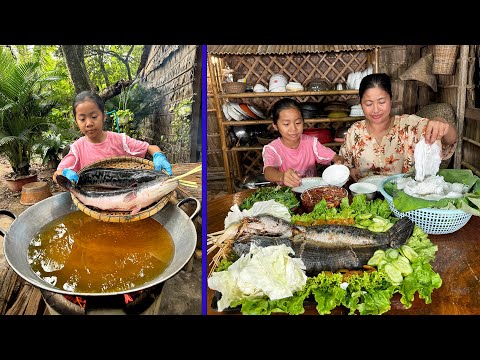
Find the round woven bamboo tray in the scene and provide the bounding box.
[72,156,174,223]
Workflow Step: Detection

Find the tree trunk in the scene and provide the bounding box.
[61,45,94,94]
[95,45,110,88]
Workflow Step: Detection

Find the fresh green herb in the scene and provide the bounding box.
[239,186,299,214]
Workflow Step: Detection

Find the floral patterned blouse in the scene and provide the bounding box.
[339,114,457,177]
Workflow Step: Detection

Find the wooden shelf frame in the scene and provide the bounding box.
[208,48,379,193]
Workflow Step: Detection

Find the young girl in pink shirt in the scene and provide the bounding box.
[53,90,172,184]
[262,98,344,188]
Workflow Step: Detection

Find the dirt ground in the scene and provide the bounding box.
[0,156,63,231]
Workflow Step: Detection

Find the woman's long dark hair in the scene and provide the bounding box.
[359,73,392,100]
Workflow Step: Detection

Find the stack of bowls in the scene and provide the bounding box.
[324,101,350,118]
[253,84,268,92]
[299,102,323,119]
[269,73,288,92]
[349,104,364,117]
[285,82,304,92]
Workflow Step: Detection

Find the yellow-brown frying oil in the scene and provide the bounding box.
[28,211,174,293]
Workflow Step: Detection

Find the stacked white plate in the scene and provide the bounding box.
[291,177,327,193]
[248,104,266,119]
[222,102,247,121]
[349,104,364,117]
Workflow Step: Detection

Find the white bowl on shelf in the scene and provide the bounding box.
[253,84,268,92]
[286,82,304,92]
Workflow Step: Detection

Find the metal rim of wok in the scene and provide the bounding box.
[2,192,200,297]
[73,155,172,223]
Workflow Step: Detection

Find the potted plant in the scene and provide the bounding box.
[0,47,60,191]
[33,129,77,170]
[116,108,134,125]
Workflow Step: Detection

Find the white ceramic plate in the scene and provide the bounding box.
[248,104,266,119]
[292,177,327,193]
[231,102,249,118]
[358,175,389,191]
[227,104,244,121]
[222,104,232,120]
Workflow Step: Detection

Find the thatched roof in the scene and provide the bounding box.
[207,45,379,55]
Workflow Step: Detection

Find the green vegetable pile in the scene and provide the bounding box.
[214,195,442,315]
[239,186,299,214]
[292,193,393,231]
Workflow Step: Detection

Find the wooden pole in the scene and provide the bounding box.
[208,54,233,193]
[454,45,470,169]
[466,45,477,109]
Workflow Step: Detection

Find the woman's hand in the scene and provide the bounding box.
[282,169,302,188]
[424,117,452,145]
[349,167,363,182]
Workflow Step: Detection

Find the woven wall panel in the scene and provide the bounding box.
[208,45,379,56]
[142,45,198,163]
[221,52,370,88]
[463,112,480,173]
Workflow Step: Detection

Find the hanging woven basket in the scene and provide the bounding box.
[433,45,459,75]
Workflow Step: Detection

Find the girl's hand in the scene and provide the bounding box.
[282,169,302,188]
[153,152,173,175]
[425,117,451,145]
[62,168,79,184]
[332,154,345,164]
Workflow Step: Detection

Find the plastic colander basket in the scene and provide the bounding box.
[379,174,472,235]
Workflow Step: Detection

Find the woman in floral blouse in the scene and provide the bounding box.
[339,73,458,182]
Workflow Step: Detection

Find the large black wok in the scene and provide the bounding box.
[2,192,200,297]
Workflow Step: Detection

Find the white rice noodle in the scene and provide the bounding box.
[396,175,467,201]
[414,138,442,182]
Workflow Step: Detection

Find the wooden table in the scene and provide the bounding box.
[171,162,202,202]
[206,189,480,315]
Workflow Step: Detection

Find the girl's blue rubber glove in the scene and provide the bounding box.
[153,152,173,175]
[62,168,79,184]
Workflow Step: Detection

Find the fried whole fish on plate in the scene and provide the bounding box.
[230,214,414,275]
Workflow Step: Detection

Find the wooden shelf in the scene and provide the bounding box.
[230,142,344,151]
[222,116,363,126]
[220,90,359,98]
[208,49,378,193]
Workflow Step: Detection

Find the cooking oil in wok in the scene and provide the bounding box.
[27,211,174,293]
